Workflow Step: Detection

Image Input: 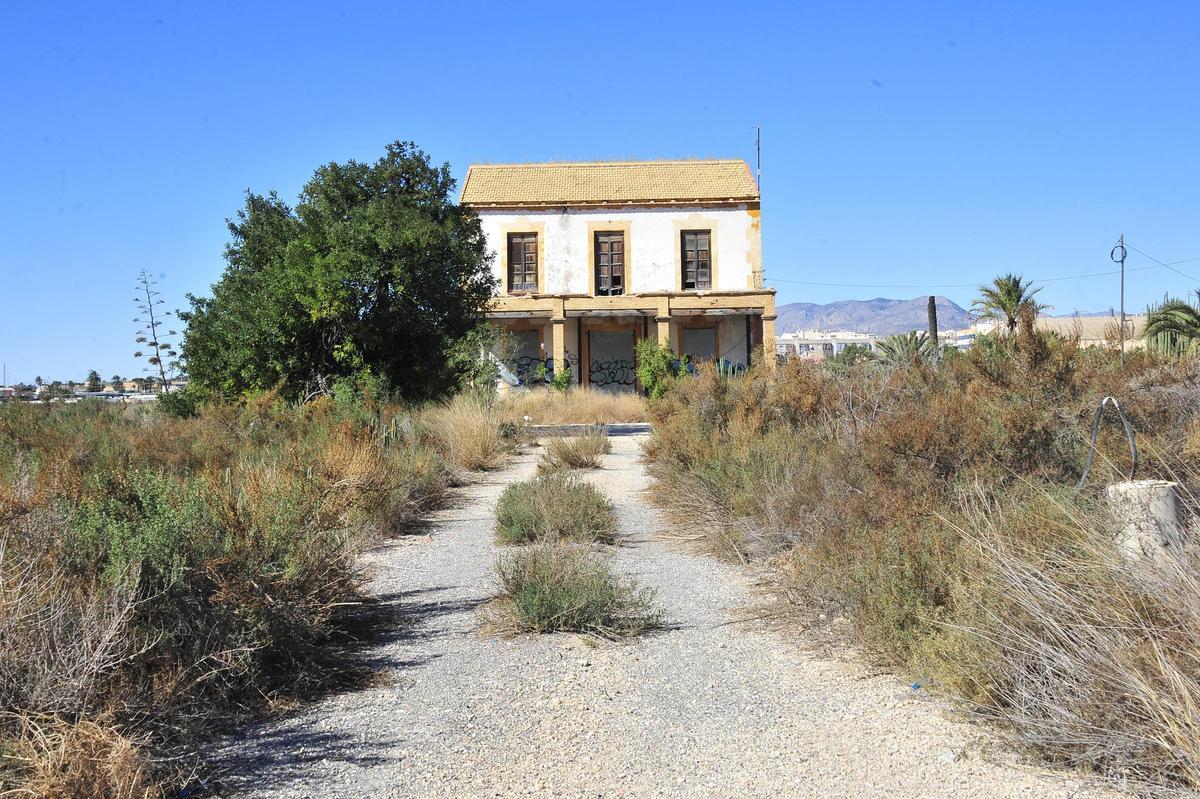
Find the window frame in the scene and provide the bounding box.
[680,229,713,291]
[506,232,539,294]
[593,230,626,297]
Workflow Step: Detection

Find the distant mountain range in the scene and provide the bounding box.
[775,296,972,335]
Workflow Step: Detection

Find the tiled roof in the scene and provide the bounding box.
[460,159,759,207]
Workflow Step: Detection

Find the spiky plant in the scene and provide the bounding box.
[874,331,933,367]
[133,270,180,391]
[1145,299,1200,355]
[973,273,1048,334]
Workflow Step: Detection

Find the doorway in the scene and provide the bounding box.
[587,329,636,392]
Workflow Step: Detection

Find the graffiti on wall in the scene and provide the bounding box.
[511,353,581,384]
[589,358,636,388]
[511,356,546,385]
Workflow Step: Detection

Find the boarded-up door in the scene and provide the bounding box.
[681,327,718,363]
[588,330,636,392]
[508,330,543,385]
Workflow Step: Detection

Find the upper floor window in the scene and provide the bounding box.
[681,230,711,290]
[594,231,625,296]
[507,233,538,293]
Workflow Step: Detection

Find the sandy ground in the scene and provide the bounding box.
[211,434,1110,798]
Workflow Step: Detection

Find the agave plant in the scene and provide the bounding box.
[973,273,1048,334]
[1145,298,1200,355]
[874,331,934,367]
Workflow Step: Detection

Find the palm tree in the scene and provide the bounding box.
[874,331,933,367]
[973,273,1048,334]
[1145,298,1200,355]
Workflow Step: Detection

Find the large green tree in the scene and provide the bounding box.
[181,141,495,401]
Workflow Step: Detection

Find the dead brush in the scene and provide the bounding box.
[0,394,458,797]
[0,534,146,721]
[537,431,611,474]
[0,713,157,799]
[420,394,513,471]
[949,491,1200,791]
[497,387,646,425]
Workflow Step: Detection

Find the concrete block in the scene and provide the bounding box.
[1106,479,1181,560]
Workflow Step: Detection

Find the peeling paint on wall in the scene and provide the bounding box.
[478,205,758,295]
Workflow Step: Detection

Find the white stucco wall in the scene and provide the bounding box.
[476,205,760,294]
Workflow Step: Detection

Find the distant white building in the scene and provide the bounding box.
[966,314,1147,348]
[775,329,880,360]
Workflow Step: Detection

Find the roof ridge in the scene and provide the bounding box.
[466,158,748,169]
[460,159,760,206]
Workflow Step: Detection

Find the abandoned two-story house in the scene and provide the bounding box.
[460,159,776,391]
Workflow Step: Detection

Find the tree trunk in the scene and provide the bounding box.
[927,296,939,360]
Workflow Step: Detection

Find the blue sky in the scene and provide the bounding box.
[2,1,1198,383]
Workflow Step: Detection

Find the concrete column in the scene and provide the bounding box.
[761,314,777,370]
[655,297,672,349]
[1106,479,1181,561]
[656,316,672,348]
[550,319,566,380]
[762,292,777,369]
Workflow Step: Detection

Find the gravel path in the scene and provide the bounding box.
[212,434,1108,798]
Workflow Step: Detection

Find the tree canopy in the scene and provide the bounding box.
[972,273,1047,333]
[181,141,495,401]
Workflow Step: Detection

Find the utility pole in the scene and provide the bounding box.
[1111,234,1127,354]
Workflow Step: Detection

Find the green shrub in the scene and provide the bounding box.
[537,431,611,474]
[155,384,209,419]
[634,338,677,399]
[494,544,661,637]
[549,365,573,393]
[494,473,617,544]
[0,392,454,796]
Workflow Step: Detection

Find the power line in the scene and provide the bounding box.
[1124,244,1200,283]
[765,264,1160,290]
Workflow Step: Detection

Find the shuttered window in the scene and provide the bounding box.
[507,233,538,293]
[594,231,625,296]
[681,230,711,290]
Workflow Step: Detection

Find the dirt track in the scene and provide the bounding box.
[213,434,1105,798]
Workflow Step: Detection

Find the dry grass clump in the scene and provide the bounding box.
[497,387,646,425]
[420,393,517,471]
[1,714,157,799]
[537,431,611,474]
[492,544,661,638]
[952,491,1200,790]
[0,392,455,795]
[645,327,1200,789]
[494,473,618,545]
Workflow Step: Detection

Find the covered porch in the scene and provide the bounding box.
[487,291,777,392]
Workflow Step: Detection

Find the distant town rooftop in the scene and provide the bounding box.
[460,159,760,208]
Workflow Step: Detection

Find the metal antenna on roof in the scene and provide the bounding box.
[755,126,761,190]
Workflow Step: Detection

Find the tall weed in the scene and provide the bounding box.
[0,394,455,793]
[646,336,1200,789]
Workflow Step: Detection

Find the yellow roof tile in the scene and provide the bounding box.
[460,159,759,207]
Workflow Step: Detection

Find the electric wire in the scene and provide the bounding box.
[763,243,1200,290]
